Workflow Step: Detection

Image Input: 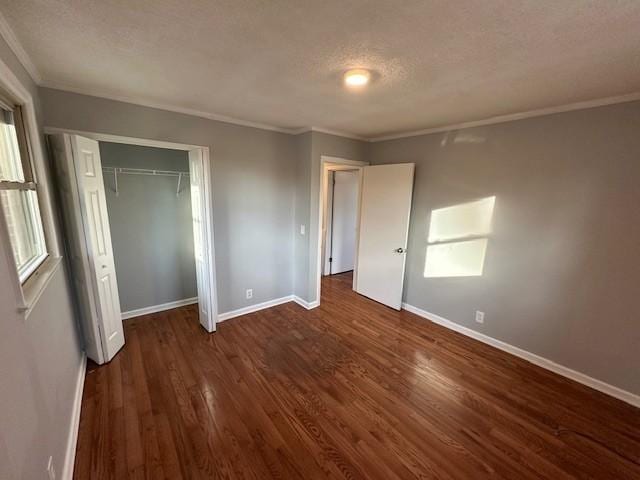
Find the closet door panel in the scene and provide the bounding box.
[71,135,125,362]
[189,149,214,332]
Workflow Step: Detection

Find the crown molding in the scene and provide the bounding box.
[41,81,303,135]
[1,13,637,146]
[44,81,370,140]
[38,82,640,143]
[290,126,366,141]
[0,11,42,84]
[370,92,640,142]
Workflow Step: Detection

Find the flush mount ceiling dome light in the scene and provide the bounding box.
[344,68,371,87]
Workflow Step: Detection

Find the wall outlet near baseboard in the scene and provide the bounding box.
[246,289,253,300]
[47,456,56,480]
[475,311,485,324]
[300,224,306,235]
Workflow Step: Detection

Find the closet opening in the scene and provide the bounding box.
[48,130,216,365]
[99,142,198,319]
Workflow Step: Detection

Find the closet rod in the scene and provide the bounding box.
[102,166,190,177]
[102,167,190,197]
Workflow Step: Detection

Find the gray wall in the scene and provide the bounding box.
[100,142,197,312]
[294,131,369,301]
[369,100,640,395]
[293,132,312,299]
[40,87,297,314]
[0,38,84,479]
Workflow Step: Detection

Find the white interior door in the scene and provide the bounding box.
[355,163,415,309]
[189,149,215,332]
[70,135,125,361]
[329,170,358,274]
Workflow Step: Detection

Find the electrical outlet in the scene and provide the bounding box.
[246,289,253,300]
[47,456,56,480]
[475,311,485,324]
[300,224,306,235]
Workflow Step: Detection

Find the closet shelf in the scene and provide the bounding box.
[102,166,190,177]
[102,167,190,197]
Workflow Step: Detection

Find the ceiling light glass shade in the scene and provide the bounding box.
[344,69,371,87]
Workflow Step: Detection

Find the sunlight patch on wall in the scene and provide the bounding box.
[424,239,488,277]
[424,196,495,278]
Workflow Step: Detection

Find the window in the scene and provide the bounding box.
[0,104,48,282]
[424,196,495,278]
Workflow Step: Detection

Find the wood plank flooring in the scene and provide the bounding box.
[74,272,640,479]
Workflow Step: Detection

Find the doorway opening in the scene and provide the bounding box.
[315,158,415,311]
[323,169,359,276]
[316,156,368,306]
[48,129,217,365]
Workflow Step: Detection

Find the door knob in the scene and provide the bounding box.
[394,247,406,253]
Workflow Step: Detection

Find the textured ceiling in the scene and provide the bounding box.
[2,0,640,138]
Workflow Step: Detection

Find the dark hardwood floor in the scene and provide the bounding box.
[75,272,640,479]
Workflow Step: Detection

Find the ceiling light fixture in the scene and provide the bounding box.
[344,68,371,87]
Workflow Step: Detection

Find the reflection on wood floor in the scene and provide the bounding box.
[74,271,640,479]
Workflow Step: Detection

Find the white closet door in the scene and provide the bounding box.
[50,134,104,363]
[71,135,125,361]
[189,149,215,332]
[355,163,414,310]
[330,170,358,274]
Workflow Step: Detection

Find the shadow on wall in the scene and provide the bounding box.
[424,196,496,278]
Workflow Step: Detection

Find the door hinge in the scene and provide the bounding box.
[329,257,333,262]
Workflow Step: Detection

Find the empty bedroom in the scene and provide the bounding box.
[0,2,639,479]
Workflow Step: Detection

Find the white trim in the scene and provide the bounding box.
[217,295,294,322]
[371,92,640,142]
[42,83,370,140]
[42,82,300,135]
[121,297,198,320]
[293,296,320,310]
[0,55,60,255]
[42,86,640,143]
[402,302,640,408]
[61,353,87,480]
[44,126,203,151]
[20,256,62,318]
[313,156,369,306]
[39,84,640,144]
[291,127,367,141]
[45,127,219,332]
[0,11,42,84]
[0,20,634,147]
[0,43,62,318]
[197,146,218,332]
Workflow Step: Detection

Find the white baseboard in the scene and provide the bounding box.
[293,296,320,310]
[402,303,640,408]
[62,353,87,480]
[121,297,198,320]
[218,295,294,322]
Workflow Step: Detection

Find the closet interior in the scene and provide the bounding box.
[99,142,198,318]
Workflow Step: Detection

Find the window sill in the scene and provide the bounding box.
[19,255,62,319]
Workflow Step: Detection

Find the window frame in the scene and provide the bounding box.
[0,104,49,282]
[0,57,62,318]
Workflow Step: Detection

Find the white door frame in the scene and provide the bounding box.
[44,127,219,331]
[314,155,368,305]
